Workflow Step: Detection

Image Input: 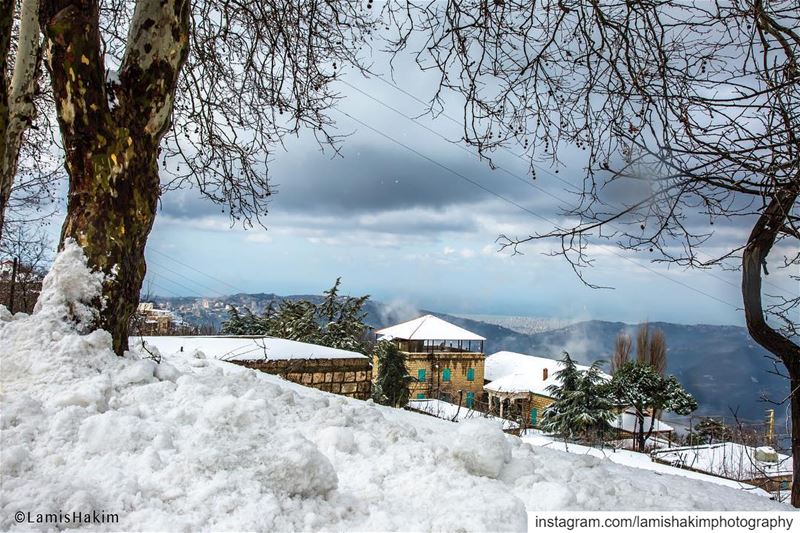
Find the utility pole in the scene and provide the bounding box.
[766,409,775,446]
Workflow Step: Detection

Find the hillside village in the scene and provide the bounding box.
[135,304,795,504]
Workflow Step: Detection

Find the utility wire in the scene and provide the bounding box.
[147,257,231,298]
[148,248,247,293]
[348,77,793,299]
[334,107,741,311]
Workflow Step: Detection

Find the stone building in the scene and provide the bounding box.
[484,350,674,441]
[374,315,485,408]
[134,335,372,400]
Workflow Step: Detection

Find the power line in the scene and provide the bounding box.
[351,76,793,299]
[147,257,230,298]
[334,107,741,311]
[148,248,247,293]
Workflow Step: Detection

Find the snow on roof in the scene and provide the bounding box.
[484,351,608,396]
[651,442,793,481]
[132,336,368,361]
[407,399,518,430]
[611,411,674,434]
[375,315,485,341]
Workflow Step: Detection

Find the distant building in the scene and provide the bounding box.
[375,315,486,408]
[133,302,176,335]
[134,336,372,400]
[0,258,44,314]
[651,443,793,494]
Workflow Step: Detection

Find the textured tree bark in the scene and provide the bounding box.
[40,0,189,354]
[0,0,41,241]
[742,186,800,507]
[0,0,14,239]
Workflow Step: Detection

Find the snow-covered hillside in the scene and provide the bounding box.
[0,244,787,531]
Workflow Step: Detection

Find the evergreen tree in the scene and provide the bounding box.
[611,361,698,452]
[221,279,371,353]
[221,306,264,335]
[372,340,414,407]
[539,353,616,441]
[687,418,732,445]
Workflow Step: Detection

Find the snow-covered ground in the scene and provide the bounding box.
[520,431,774,499]
[407,398,519,430]
[0,243,789,531]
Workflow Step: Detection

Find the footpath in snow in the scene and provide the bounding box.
[0,243,789,531]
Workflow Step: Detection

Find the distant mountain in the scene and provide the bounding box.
[153,293,789,430]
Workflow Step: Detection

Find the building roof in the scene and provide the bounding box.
[132,336,368,361]
[611,410,674,434]
[651,442,793,481]
[375,315,485,341]
[484,351,608,396]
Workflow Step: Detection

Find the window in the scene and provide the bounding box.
[780,480,790,491]
[466,392,475,408]
[530,408,538,426]
[442,368,451,382]
[417,368,427,382]
[416,393,425,400]
[466,367,475,381]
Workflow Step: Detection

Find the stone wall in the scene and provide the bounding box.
[231,357,372,400]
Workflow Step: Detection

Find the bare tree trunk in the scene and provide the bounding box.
[40,0,189,355]
[742,186,800,507]
[635,322,649,365]
[0,0,41,241]
[0,0,14,236]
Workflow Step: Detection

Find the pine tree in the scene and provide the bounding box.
[539,353,616,441]
[372,340,413,407]
[221,279,371,353]
[221,306,264,335]
[611,361,697,451]
[688,418,732,445]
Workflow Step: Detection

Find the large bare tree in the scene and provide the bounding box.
[389,0,800,505]
[28,0,378,354]
[0,0,59,242]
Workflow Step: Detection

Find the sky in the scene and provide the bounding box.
[38,44,796,327]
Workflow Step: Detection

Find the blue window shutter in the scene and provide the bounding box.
[416,393,425,400]
[443,368,451,382]
[467,368,475,381]
[418,369,426,382]
[466,392,475,408]
[530,408,538,426]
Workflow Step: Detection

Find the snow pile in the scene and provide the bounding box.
[0,246,787,531]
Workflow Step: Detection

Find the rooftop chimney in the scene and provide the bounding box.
[543,368,549,381]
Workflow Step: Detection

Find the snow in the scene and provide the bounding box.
[651,442,793,481]
[375,314,485,341]
[520,431,774,499]
[407,399,519,430]
[484,351,610,396]
[0,243,789,531]
[611,410,674,434]
[131,335,368,361]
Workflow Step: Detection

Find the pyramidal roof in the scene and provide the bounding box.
[375,314,485,341]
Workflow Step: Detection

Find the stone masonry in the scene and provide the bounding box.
[230,357,372,400]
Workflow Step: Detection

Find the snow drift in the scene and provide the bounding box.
[0,242,787,531]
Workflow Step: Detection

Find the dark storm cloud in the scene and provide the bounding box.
[268,144,534,215]
[159,142,555,223]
